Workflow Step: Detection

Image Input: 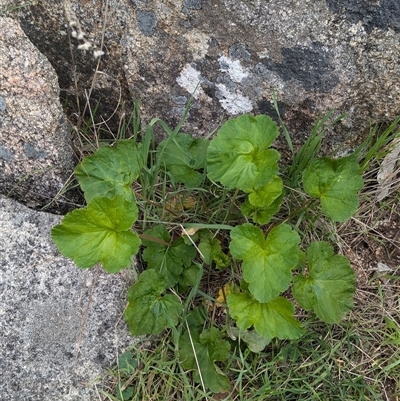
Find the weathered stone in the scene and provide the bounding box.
[3,0,400,150]
[0,195,133,400]
[0,17,78,212]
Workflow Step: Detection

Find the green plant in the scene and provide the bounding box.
[51,113,363,394]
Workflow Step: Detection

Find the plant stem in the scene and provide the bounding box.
[280,198,317,226]
[138,233,171,246]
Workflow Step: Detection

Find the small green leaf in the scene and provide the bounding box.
[302,156,363,222]
[230,224,300,302]
[124,270,182,335]
[292,242,356,323]
[207,114,280,190]
[247,175,283,207]
[75,140,142,202]
[117,352,138,375]
[142,225,196,287]
[176,263,201,293]
[228,293,304,340]
[51,195,140,273]
[116,384,134,401]
[179,327,231,393]
[240,195,282,224]
[230,328,271,353]
[186,307,207,329]
[198,231,230,269]
[158,133,209,187]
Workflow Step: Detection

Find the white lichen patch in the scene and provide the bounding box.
[219,56,249,83]
[216,83,253,115]
[176,64,203,99]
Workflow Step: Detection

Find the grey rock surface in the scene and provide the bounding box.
[0,195,134,400]
[0,17,77,212]
[2,0,400,149]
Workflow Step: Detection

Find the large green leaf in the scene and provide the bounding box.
[302,156,363,222]
[75,140,142,202]
[51,195,140,273]
[142,225,196,287]
[230,224,300,302]
[228,293,304,340]
[179,327,231,393]
[158,133,209,187]
[207,114,280,190]
[124,270,182,335]
[292,242,356,323]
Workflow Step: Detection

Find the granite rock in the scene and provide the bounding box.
[0,195,134,400]
[0,17,78,212]
[3,1,400,149]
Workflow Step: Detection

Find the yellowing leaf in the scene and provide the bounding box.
[165,194,197,214]
[216,282,236,306]
[181,226,200,236]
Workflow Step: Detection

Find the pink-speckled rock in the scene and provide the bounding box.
[0,17,77,212]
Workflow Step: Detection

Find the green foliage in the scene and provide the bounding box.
[74,140,142,202]
[51,195,140,272]
[124,269,182,335]
[302,156,364,222]
[230,224,300,302]
[292,242,356,323]
[198,230,230,269]
[142,225,196,287]
[179,326,231,392]
[240,195,282,224]
[157,133,208,187]
[246,175,283,208]
[206,114,280,190]
[52,110,364,394]
[228,293,304,340]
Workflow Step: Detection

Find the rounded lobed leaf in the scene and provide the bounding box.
[247,175,283,207]
[207,114,280,190]
[75,140,142,202]
[124,270,182,335]
[228,293,304,340]
[241,195,282,225]
[230,223,300,302]
[51,195,140,273]
[142,225,197,288]
[292,241,356,323]
[179,327,231,393]
[302,156,364,222]
[158,133,209,187]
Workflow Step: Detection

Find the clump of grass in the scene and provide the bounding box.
[82,107,399,401]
